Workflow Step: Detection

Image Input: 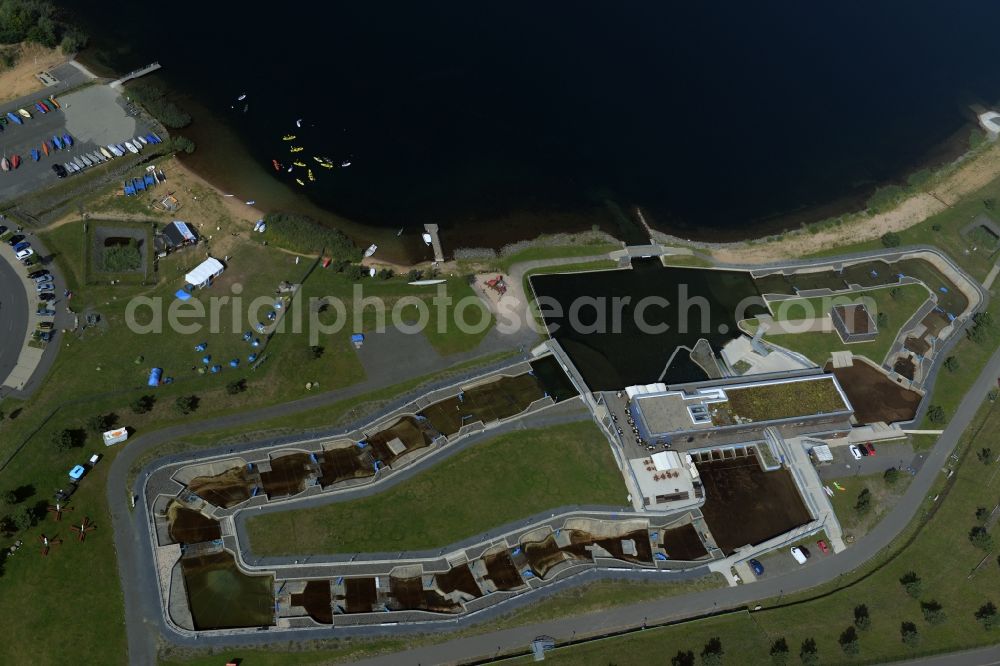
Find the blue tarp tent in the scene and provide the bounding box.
[148,367,162,386]
[175,289,192,300]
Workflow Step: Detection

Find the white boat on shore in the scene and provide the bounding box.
[369,267,377,278]
[124,141,139,154]
[421,232,433,246]
[408,279,446,286]
[341,161,352,168]
[363,244,378,258]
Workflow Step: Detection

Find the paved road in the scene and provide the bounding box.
[894,644,1000,666]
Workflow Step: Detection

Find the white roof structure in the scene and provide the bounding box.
[625,383,666,399]
[651,450,682,471]
[185,257,225,287]
[811,444,833,463]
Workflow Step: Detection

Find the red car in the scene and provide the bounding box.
[865,442,876,456]
[817,539,830,555]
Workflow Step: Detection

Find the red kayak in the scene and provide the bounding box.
[11,154,20,169]
[42,141,50,156]
[272,159,282,172]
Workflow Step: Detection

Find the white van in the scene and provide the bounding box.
[791,546,808,565]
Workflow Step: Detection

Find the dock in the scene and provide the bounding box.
[424,223,445,263]
[110,62,161,90]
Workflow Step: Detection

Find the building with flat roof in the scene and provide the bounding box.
[627,375,853,450]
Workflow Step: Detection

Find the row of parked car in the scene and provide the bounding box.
[0,224,57,341]
[849,441,877,460]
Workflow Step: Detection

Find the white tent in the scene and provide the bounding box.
[184,257,225,288]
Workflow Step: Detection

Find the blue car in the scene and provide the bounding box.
[13,241,30,253]
[748,559,764,576]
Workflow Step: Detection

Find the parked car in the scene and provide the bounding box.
[37,321,53,330]
[52,163,67,178]
[33,273,53,284]
[748,558,765,576]
[12,241,29,252]
[37,293,55,302]
[36,283,54,292]
[865,442,876,456]
[34,330,51,343]
[0,225,7,235]
[817,539,830,555]
[849,444,863,460]
[790,546,808,565]
[859,444,869,456]
[15,248,34,261]
[7,234,24,247]
[28,269,49,279]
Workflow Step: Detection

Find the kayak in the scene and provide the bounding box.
[35,102,47,114]
[62,133,74,147]
[100,147,114,159]
[7,112,22,125]
[0,157,8,171]
[42,142,50,156]
[31,149,40,161]
[52,135,63,150]
[11,154,21,169]
[48,96,60,109]
[17,108,31,119]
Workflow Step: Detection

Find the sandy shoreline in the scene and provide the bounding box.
[0,43,70,104]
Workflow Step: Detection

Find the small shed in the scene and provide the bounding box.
[185,257,225,289]
[162,220,197,248]
[810,444,833,466]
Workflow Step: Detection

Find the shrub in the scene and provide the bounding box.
[13,504,37,532]
[976,602,997,630]
[970,526,994,551]
[854,604,871,631]
[883,467,900,486]
[671,650,694,666]
[876,311,889,328]
[101,244,142,272]
[700,637,723,665]
[978,447,994,464]
[174,395,199,415]
[927,404,945,424]
[854,487,872,514]
[869,187,905,214]
[170,136,196,154]
[127,83,192,128]
[901,621,919,646]
[944,356,960,372]
[130,395,155,414]
[838,626,860,655]
[85,413,115,433]
[262,212,358,261]
[799,638,818,665]
[900,571,922,598]
[921,600,946,625]
[769,638,789,665]
[51,428,81,452]
[225,379,246,395]
[407,269,424,282]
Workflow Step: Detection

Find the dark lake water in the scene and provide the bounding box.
[529,260,766,389]
[66,2,1000,257]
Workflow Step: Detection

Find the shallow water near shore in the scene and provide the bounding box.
[67,2,1000,255]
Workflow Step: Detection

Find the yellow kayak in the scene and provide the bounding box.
[295,178,305,186]
[307,169,315,182]
[293,160,306,167]
[282,134,296,141]
[319,162,334,169]
[289,146,304,153]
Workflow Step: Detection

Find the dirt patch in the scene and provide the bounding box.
[893,355,917,381]
[289,580,332,624]
[0,43,68,104]
[696,455,811,555]
[482,550,524,590]
[187,466,254,508]
[659,523,708,560]
[167,501,221,545]
[825,361,921,424]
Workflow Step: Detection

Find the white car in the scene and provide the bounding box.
[790,546,808,565]
[849,444,863,460]
[15,248,34,261]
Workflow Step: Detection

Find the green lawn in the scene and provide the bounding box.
[661,253,714,267]
[828,470,913,541]
[497,242,620,272]
[763,283,931,366]
[244,421,628,555]
[532,398,1000,665]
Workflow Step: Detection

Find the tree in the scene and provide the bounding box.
[225,379,246,395]
[976,602,997,630]
[377,268,395,280]
[52,428,78,452]
[889,286,902,299]
[308,345,324,359]
[346,264,367,281]
[769,638,789,665]
[876,311,889,329]
[13,504,36,531]
[1,489,16,506]
[977,447,993,464]
[921,600,946,625]
[700,637,723,665]
[977,506,990,522]
[901,621,920,646]
[854,604,871,631]
[900,571,922,598]
[974,311,993,328]
[838,626,860,655]
[970,526,994,551]
[174,395,199,415]
[671,650,695,666]
[59,27,87,53]
[944,356,960,372]
[927,405,946,425]
[883,467,900,486]
[855,487,872,515]
[171,135,196,153]
[86,412,115,433]
[799,638,818,665]
[130,395,155,414]
[407,269,424,282]
[881,231,901,248]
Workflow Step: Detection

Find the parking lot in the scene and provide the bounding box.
[818,440,921,481]
[0,78,153,200]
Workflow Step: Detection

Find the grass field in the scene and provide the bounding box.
[523,398,1000,665]
[762,283,931,366]
[496,242,620,272]
[244,421,628,555]
[828,470,913,541]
